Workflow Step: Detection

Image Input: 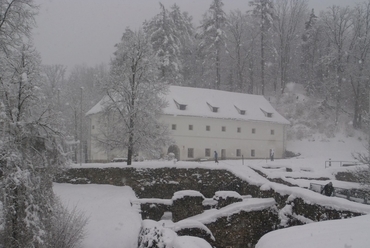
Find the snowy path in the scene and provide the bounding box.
[53,183,141,248]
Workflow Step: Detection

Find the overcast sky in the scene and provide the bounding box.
[32,0,355,71]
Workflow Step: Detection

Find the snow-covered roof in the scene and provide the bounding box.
[165,86,290,125]
[86,86,290,125]
[85,95,110,116]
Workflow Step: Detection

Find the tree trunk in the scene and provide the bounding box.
[353,81,361,129]
[216,47,221,89]
[335,66,343,125]
[127,71,136,166]
[248,58,254,94]
[261,29,265,95]
[127,117,134,166]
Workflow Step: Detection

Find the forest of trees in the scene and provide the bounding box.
[52,0,370,152]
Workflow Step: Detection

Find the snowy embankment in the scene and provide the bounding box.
[255,214,370,248]
[55,135,370,248]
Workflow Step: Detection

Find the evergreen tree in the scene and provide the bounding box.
[143,3,182,84]
[198,0,227,90]
[169,4,196,86]
[300,9,319,95]
[249,0,274,95]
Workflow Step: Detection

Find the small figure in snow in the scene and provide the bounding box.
[321,182,334,196]
[214,151,218,163]
[270,149,274,161]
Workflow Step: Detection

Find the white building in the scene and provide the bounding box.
[86,86,290,162]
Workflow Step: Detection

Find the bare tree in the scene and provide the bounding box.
[320,5,353,125]
[273,0,308,93]
[100,28,170,165]
[349,1,370,129]
[42,64,67,115]
[0,0,37,52]
[226,10,251,92]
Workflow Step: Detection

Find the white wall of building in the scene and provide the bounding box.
[160,114,286,161]
[87,113,287,162]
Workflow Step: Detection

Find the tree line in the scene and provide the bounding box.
[41,0,370,165]
[140,0,370,129]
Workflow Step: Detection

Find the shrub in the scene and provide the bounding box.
[47,199,88,248]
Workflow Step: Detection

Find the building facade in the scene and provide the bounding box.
[86,86,290,162]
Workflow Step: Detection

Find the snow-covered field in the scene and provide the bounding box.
[54,134,370,248]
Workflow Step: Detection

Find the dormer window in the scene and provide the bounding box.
[206,102,219,113]
[260,108,273,118]
[234,105,246,115]
[173,99,187,110]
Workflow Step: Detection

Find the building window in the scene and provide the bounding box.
[206,125,210,131]
[260,108,273,118]
[234,105,246,115]
[252,128,256,134]
[236,149,241,157]
[271,129,275,135]
[205,148,211,157]
[92,125,95,130]
[222,126,226,132]
[173,99,187,110]
[251,149,255,157]
[172,124,177,130]
[207,102,219,113]
[189,125,193,131]
[237,127,241,133]
[188,148,194,158]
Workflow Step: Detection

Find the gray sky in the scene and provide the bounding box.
[32,0,355,71]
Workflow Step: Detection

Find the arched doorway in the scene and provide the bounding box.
[167,145,180,161]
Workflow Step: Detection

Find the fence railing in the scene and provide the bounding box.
[324,160,362,168]
[310,183,369,205]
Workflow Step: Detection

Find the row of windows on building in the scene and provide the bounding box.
[171,124,275,135]
[187,148,256,158]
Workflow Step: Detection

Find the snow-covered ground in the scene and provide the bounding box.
[54,134,370,248]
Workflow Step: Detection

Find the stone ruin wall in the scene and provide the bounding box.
[56,167,365,248]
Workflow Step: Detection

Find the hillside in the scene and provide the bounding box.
[272,82,363,143]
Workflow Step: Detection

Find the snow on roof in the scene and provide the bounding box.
[86,86,290,125]
[85,95,109,116]
[166,86,290,124]
[189,198,276,224]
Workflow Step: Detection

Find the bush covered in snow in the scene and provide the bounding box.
[138,220,212,248]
